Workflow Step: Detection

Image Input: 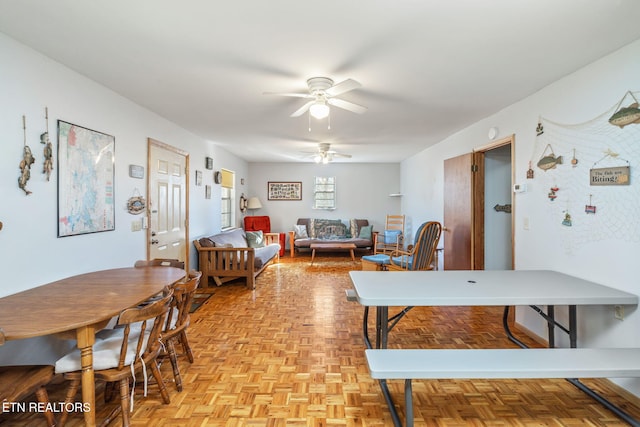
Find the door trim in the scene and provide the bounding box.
[147,138,190,270]
[472,134,515,270]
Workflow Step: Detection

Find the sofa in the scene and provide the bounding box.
[194,228,280,289]
[288,218,376,257]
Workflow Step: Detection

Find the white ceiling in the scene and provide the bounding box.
[2,1,640,163]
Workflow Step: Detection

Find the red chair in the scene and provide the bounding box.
[244,216,285,257]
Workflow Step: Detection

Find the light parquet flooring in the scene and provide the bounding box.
[4,254,640,426]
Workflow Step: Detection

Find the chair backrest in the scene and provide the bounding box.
[163,270,202,337]
[385,215,405,234]
[407,221,442,271]
[134,259,185,269]
[244,215,271,233]
[115,288,173,370]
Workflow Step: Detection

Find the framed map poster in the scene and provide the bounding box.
[57,121,115,237]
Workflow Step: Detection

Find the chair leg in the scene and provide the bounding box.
[34,386,56,427]
[179,330,195,363]
[118,378,131,427]
[59,378,80,427]
[150,361,171,404]
[166,338,183,391]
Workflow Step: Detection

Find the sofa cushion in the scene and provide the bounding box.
[358,225,373,240]
[254,244,279,269]
[294,224,308,239]
[246,230,265,248]
[208,228,247,248]
[313,219,348,239]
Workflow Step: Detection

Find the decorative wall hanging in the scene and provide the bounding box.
[40,107,53,181]
[128,164,144,179]
[205,185,211,199]
[548,186,558,201]
[530,90,640,253]
[239,193,248,213]
[537,144,563,171]
[214,171,222,184]
[195,170,203,186]
[585,195,596,214]
[536,120,544,136]
[526,161,534,179]
[268,181,302,200]
[205,157,213,170]
[608,91,640,128]
[127,190,146,215]
[571,149,578,167]
[589,149,630,186]
[57,121,115,237]
[18,115,35,195]
[561,211,572,227]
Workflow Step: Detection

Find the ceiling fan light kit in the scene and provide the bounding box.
[309,101,330,119]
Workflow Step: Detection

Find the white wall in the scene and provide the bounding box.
[248,162,401,244]
[0,34,248,362]
[401,39,640,395]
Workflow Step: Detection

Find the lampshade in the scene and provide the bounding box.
[247,197,262,210]
[309,101,330,119]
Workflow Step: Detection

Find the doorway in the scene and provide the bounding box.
[147,138,190,269]
[443,135,514,270]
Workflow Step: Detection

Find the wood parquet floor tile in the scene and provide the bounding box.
[3,254,640,426]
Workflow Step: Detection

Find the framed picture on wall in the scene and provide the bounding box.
[268,181,302,200]
[57,120,115,237]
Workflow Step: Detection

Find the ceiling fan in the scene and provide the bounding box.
[305,143,352,164]
[265,77,367,119]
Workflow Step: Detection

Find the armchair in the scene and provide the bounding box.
[244,215,285,257]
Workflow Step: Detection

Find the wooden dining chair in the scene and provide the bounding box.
[387,221,442,271]
[134,258,185,269]
[0,329,57,427]
[55,288,173,427]
[161,270,202,391]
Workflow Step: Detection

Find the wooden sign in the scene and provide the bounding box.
[590,166,630,186]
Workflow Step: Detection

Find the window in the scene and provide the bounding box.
[220,169,234,228]
[313,176,336,210]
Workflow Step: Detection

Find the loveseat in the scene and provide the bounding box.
[194,228,280,289]
[288,218,375,257]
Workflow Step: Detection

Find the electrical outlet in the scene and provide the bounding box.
[523,217,530,230]
[614,305,624,320]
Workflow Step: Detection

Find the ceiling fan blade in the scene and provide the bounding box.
[325,78,361,96]
[263,91,312,98]
[327,98,368,114]
[290,100,314,117]
[332,153,352,158]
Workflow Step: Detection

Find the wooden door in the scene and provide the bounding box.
[443,153,475,270]
[147,139,189,269]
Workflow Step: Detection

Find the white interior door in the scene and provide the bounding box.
[148,139,189,268]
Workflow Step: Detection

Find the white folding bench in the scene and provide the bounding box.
[366,348,640,427]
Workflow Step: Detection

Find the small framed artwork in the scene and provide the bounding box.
[195,170,203,186]
[205,157,213,170]
[268,181,302,201]
[205,185,211,199]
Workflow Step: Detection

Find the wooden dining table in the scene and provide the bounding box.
[0,266,186,427]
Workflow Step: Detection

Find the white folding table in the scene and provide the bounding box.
[348,269,639,426]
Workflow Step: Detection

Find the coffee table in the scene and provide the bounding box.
[310,242,356,264]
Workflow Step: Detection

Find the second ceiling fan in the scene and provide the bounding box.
[265,77,367,118]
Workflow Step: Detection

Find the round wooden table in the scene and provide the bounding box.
[0,266,185,426]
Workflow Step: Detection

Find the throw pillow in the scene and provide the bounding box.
[358,225,373,240]
[294,224,308,239]
[245,230,265,248]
